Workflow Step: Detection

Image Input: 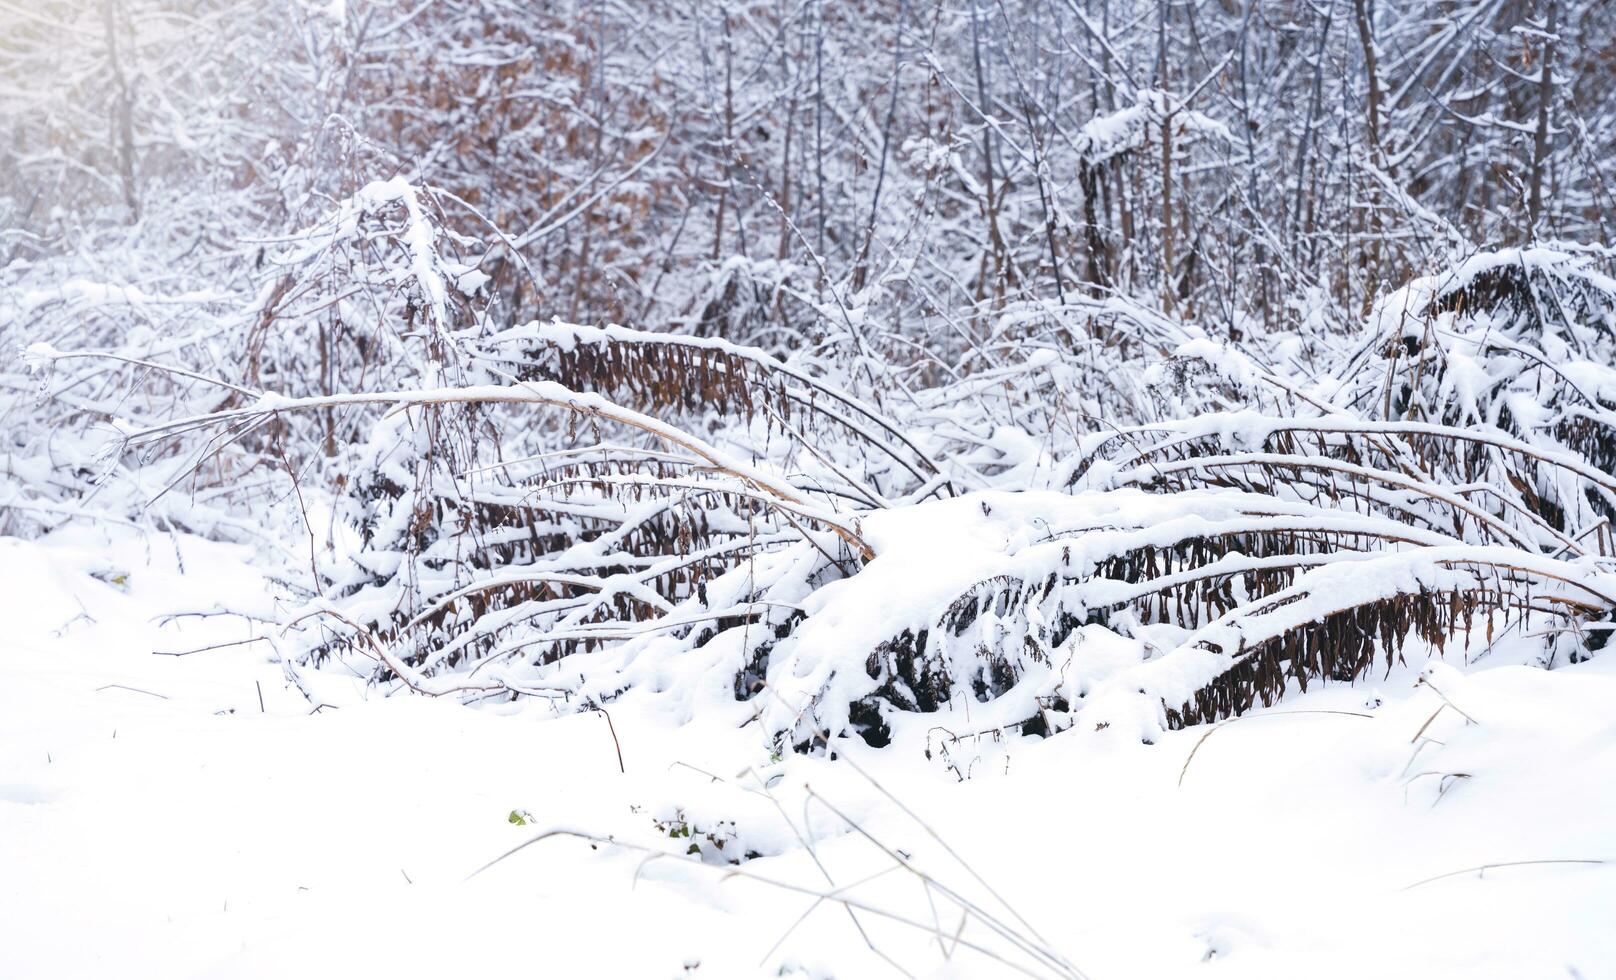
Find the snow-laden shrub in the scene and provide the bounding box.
[42,238,1616,757]
[1051,248,1616,727]
[1,249,248,537]
[1340,245,1616,531]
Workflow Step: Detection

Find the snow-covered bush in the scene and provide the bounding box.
[8,0,1616,763]
[60,243,1606,757]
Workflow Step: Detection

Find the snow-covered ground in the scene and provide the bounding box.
[4,525,1613,979]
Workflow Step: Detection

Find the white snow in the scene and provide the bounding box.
[4,525,1614,979]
